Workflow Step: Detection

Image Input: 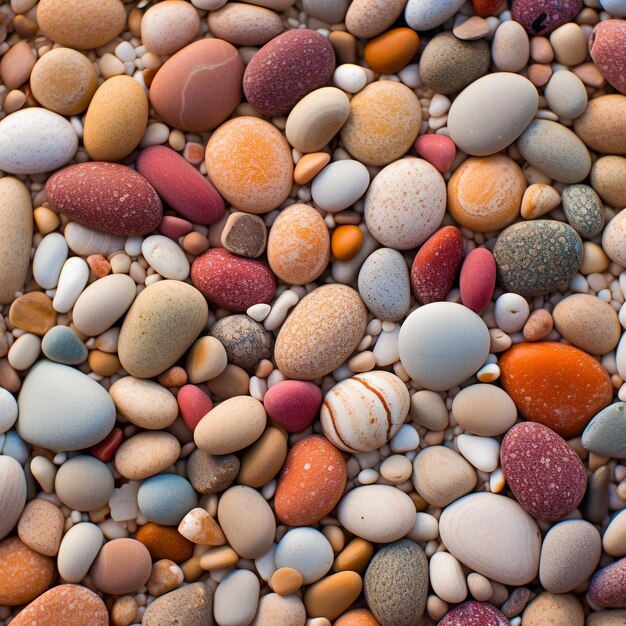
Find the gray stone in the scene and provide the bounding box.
[583,402,626,458]
[210,314,272,371]
[41,325,88,365]
[187,448,240,495]
[562,184,605,238]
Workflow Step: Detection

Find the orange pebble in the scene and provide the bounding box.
[158,366,188,387]
[135,522,194,563]
[334,608,381,626]
[363,28,419,75]
[88,350,121,376]
[87,254,112,277]
[332,225,364,262]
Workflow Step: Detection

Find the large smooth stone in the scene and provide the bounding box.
[118,280,208,379]
[439,492,541,585]
[398,302,490,391]
[17,360,115,451]
[582,402,626,459]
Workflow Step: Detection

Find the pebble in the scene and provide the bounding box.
[494,292,530,333]
[452,383,518,436]
[10,584,108,626]
[0,388,18,433]
[142,582,214,626]
[439,492,541,585]
[135,522,193,563]
[539,520,602,593]
[405,0,465,30]
[582,402,626,459]
[517,119,591,183]
[303,0,349,22]
[205,117,293,213]
[589,20,626,95]
[55,455,114,512]
[57,522,103,583]
[217,485,275,559]
[177,384,213,432]
[521,183,561,220]
[363,28,419,75]
[0,178,31,305]
[493,220,583,297]
[522,592,584,626]
[9,292,56,336]
[137,473,197,526]
[364,539,428,626]
[574,94,626,155]
[137,145,224,225]
[115,431,181,480]
[221,213,267,258]
[118,280,208,378]
[267,203,330,285]
[178,508,225,546]
[0,41,34,90]
[311,160,370,213]
[83,75,148,162]
[332,225,364,262]
[32,233,67,290]
[365,157,446,250]
[561,184,605,239]
[492,20,530,72]
[459,248,496,314]
[456,434,500,472]
[275,527,333,584]
[0,108,77,174]
[274,284,367,380]
[150,38,243,132]
[544,70,588,120]
[17,360,115,451]
[340,82,421,167]
[398,302,490,391]
[321,371,409,452]
[604,510,626,557]
[141,0,200,55]
[304,571,363,621]
[270,567,303,596]
[186,337,229,384]
[0,455,26,541]
[90,537,152,595]
[592,156,626,208]
[275,434,346,526]
[448,155,525,232]
[262,379,322,433]
[214,569,260,626]
[187,449,240,495]
[110,377,178,430]
[36,0,126,49]
[499,342,613,437]
[511,0,583,34]
[345,0,406,38]
[438,602,508,626]
[211,315,272,371]
[337,485,416,543]
[447,73,537,156]
[590,558,626,608]
[250,592,306,626]
[553,293,620,354]
[430,551,467,604]
[414,134,456,174]
[412,445,477,506]
[411,226,463,304]
[243,29,335,117]
[238,425,287,487]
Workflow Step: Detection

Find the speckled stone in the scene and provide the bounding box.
[590,20,626,95]
[419,33,490,95]
[186,449,240,495]
[512,0,583,34]
[583,403,626,459]
[573,94,626,155]
[561,184,605,238]
[345,0,407,38]
[142,582,214,626]
[210,315,272,371]
[522,593,584,626]
[493,220,583,296]
[364,539,428,626]
[439,602,509,626]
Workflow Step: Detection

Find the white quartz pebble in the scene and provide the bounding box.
[141,235,190,280]
[373,324,400,366]
[494,292,530,333]
[312,160,370,213]
[53,257,90,313]
[333,64,368,93]
[275,527,334,584]
[214,569,260,626]
[390,424,420,453]
[64,222,125,256]
[32,232,68,289]
[456,434,501,472]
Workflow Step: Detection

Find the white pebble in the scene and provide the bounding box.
[32,232,68,289]
[456,434,500,473]
[53,257,89,313]
[390,424,420,453]
[65,222,125,256]
[254,544,277,582]
[264,289,299,331]
[429,551,468,604]
[141,235,190,280]
[8,333,41,370]
[247,303,271,322]
[373,324,400,367]
[476,363,500,382]
[333,64,368,94]
[115,41,136,63]
[358,468,379,484]
[429,94,452,117]
[397,63,422,88]
[140,123,170,148]
[494,292,530,333]
[0,388,18,434]
[125,236,143,258]
[408,512,439,542]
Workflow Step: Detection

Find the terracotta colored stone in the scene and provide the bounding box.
[9,291,57,336]
[410,226,463,305]
[590,558,626,608]
[512,0,583,34]
[501,422,587,521]
[363,28,419,75]
[332,225,364,262]
[471,0,502,17]
[414,134,456,174]
[0,41,35,90]
[135,522,194,563]
[590,20,626,95]
[177,385,213,433]
[90,538,152,595]
[499,342,613,438]
[190,248,276,312]
[263,379,323,433]
[275,435,347,526]
[459,247,496,314]
[89,427,123,463]
[334,609,381,625]
[439,601,509,625]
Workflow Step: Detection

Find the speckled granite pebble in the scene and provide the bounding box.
[590,559,626,609]
[143,582,214,626]
[210,315,272,371]
[438,601,509,626]
[561,184,605,238]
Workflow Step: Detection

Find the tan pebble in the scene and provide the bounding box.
[586,610,626,626]
[88,349,121,376]
[572,62,606,88]
[0,456,27,542]
[128,8,143,38]
[580,242,610,275]
[521,183,561,219]
[237,426,288,488]
[33,207,60,235]
[0,358,21,393]
[90,538,152,595]
[141,0,200,55]
[329,31,358,65]
[603,510,626,557]
[451,383,517,436]
[304,571,363,621]
[9,291,56,336]
[270,567,303,595]
[410,390,449,431]
[111,596,139,626]
[453,15,490,40]
[178,508,226,546]
[345,0,407,38]
[323,525,345,554]
[183,231,210,256]
[147,559,184,596]
[206,363,250,398]
[550,23,587,67]
[250,593,307,626]
[185,336,228,383]
[348,351,376,372]
[55,455,114,512]
[574,95,626,156]
[3,89,27,114]
[528,63,553,87]
[492,20,530,72]
[17,499,64,557]
[158,366,188,387]
[522,592,584,626]
[523,309,554,342]
[333,538,374,573]
[199,545,239,570]
[0,41,35,90]
[591,156,626,208]
[530,36,554,63]
[114,431,181,480]
[603,209,626,266]
[294,152,331,185]
[208,2,283,46]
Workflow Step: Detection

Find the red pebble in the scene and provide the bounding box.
[459,247,496,313]
[137,145,225,225]
[512,0,582,34]
[439,601,509,626]
[158,215,193,240]
[410,226,463,305]
[471,0,503,17]
[590,20,626,95]
[191,248,276,312]
[590,558,626,608]
[501,422,587,521]
[90,427,123,463]
[263,380,322,433]
[45,162,162,236]
[414,134,456,174]
[178,384,213,432]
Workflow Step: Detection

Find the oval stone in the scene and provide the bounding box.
[459,248,496,314]
[142,583,214,626]
[582,403,626,459]
[274,284,367,380]
[493,220,583,297]
[262,380,322,433]
[118,280,208,379]
[512,0,583,34]
[439,492,541,585]
[590,558,626,608]
[0,456,26,542]
[439,602,508,626]
[574,94,626,155]
[17,360,115,451]
[90,538,152,595]
[561,184,605,238]
[590,20,626,95]
[405,0,465,30]
[452,384,517,436]
[447,73,538,156]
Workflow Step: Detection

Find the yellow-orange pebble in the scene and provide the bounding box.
[364,28,419,75]
[294,152,331,185]
[332,225,364,262]
[448,154,526,232]
[88,350,121,376]
[33,206,60,234]
[334,608,382,626]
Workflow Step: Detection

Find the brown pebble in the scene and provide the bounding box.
[17,499,64,557]
[186,449,240,495]
[90,538,153,595]
[0,359,21,393]
[88,350,121,376]
[9,291,57,336]
[205,364,249,399]
[146,559,183,597]
[453,16,490,40]
[13,16,38,38]
[501,587,535,618]
[329,31,358,64]
[528,63,553,87]
[333,538,374,573]
[111,595,138,626]
[158,366,188,387]
[221,212,267,258]
[237,426,288,488]
[0,41,35,90]
[182,232,210,256]
[523,309,553,341]
[270,567,303,595]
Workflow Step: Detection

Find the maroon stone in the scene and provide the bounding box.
[460,247,496,314]
[511,0,583,35]
[590,20,626,95]
[263,380,322,433]
[439,601,509,626]
[590,558,626,608]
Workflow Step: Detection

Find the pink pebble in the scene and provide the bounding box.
[177,384,213,433]
[589,558,626,608]
[459,247,496,314]
[263,380,323,433]
[590,20,626,95]
[159,215,193,240]
[439,601,509,626]
[414,134,456,174]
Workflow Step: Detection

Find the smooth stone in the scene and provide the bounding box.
[539,520,601,593]
[600,0,626,16]
[262,380,322,433]
[143,583,214,626]
[185,336,228,384]
[115,431,181,480]
[17,360,115,451]
[32,232,68,290]
[141,0,200,55]
[603,209,626,265]
[405,0,465,30]
[214,569,260,626]
[561,184,605,238]
[583,403,626,459]
[186,449,239,495]
[429,551,468,604]
[590,558,626,608]
[138,474,198,525]
[304,572,363,622]
[0,108,77,174]
[54,455,114,512]
[364,539,428,626]
[63,223,125,258]
[0,177,32,304]
[592,156,626,208]
[90,538,152,595]
[398,302,490,391]
[57,522,103,583]
[41,326,87,365]
[456,434,500,472]
[451,384,517,436]
[0,41,35,90]
[512,0,583,34]
[275,528,333,584]
[0,456,26,541]
[209,3,283,46]
[365,157,446,250]
[345,0,407,38]
[439,492,541,585]
[493,220,583,297]
[522,593,584,626]
[233,426,284,487]
[517,119,591,183]
[492,20,530,72]
[337,485,416,543]
[590,20,626,95]
[0,388,18,433]
[141,235,190,280]
[544,70,588,119]
[9,292,56,337]
[210,315,272,371]
[574,94,626,155]
[311,159,370,213]
[303,0,349,22]
[118,280,208,379]
[604,510,626,557]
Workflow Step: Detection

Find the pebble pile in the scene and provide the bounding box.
[0,0,625,625]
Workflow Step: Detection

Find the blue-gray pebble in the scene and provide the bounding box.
[137,473,198,525]
[17,360,116,452]
[582,402,626,459]
[562,184,605,239]
[42,325,88,365]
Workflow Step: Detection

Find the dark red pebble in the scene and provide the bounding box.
[89,427,123,463]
